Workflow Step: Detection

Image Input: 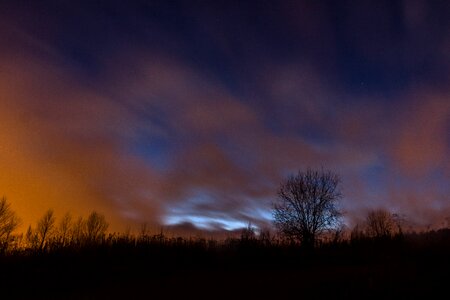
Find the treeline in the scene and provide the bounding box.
[1,197,111,253]
[2,196,450,299]
[1,196,450,257]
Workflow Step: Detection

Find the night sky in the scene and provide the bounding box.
[0,0,449,232]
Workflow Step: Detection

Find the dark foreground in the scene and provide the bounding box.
[1,232,449,299]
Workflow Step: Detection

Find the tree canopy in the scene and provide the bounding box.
[273,169,342,248]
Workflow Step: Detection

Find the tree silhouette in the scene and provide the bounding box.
[85,211,108,244]
[273,169,342,248]
[57,212,72,247]
[240,222,256,242]
[25,225,39,250]
[72,216,86,245]
[37,210,56,251]
[0,197,20,251]
[365,209,396,238]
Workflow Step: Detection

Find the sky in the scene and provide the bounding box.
[0,0,449,233]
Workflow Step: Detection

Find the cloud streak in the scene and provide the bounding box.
[0,1,448,232]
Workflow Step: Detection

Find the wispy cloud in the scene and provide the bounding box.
[0,1,448,232]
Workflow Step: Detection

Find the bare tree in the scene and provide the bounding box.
[258,227,273,246]
[57,212,72,247]
[72,216,86,245]
[0,197,20,251]
[273,168,342,248]
[25,225,39,250]
[350,224,364,241]
[331,224,347,244]
[240,222,256,242]
[85,211,108,244]
[365,208,396,238]
[37,210,56,251]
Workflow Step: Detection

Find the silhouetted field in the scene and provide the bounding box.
[1,230,450,299]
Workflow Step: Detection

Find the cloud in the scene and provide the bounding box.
[0,0,448,233]
[391,90,450,176]
[0,52,165,231]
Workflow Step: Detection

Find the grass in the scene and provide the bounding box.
[0,229,449,299]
